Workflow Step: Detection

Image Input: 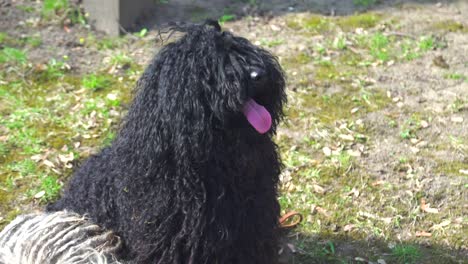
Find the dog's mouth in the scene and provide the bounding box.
[242,98,272,134]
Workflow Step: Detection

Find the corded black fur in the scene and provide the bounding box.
[48,20,286,264]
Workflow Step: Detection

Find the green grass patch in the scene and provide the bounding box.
[431,20,467,33]
[34,175,62,202]
[16,4,36,13]
[259,38,284,48]
[8,159,37,177]
[444,72,466,81]
[391,244,422,264]
[286,15,331,33]
[42,0,86,25]
[109,52,133,68]
[42,0,69,17]
[369,32,390,61]
[219,14,236,24]
[353,0,377,8]
[0,32,6,43]
[291,88,390,123]
[32,58,70,81]
[418,36,435,52]
[82,74,112,91]
[435,160,467,176]
[0,32,41,48]
[283,52,313,67]
[335,13,382,31]
[0,47,28,64]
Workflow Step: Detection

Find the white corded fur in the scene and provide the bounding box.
[0,211,123,264]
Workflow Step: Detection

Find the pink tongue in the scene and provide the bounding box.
[242,99,272,134]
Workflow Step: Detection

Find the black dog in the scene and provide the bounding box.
[48,20,286,264]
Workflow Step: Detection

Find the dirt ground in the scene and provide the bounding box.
[0,0,467,263]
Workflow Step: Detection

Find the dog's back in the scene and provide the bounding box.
[0,211,122,264]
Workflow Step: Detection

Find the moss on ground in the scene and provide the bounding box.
[435,160,467,176]
[431,20,468,33]
[335,13,383,32]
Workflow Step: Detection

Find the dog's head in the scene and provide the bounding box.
[135,20,286,137]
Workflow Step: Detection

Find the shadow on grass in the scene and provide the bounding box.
[279,230,467,264]
[127,0,463,31]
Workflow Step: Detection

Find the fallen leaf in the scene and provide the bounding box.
[107,93,118,101]
[316,207,330,218]
[287,243,297,253]
[310,204,317,214]
[347,149,361,157]
[424,207,439,214]
[415,231,432,237]
[433,55,449,69]
[410,147,420,154]
[43,160,55,168]
[420,120,429,128]
[347,188,360,197]
[343,224,355,232]
[416,141,428,148]
[354,257,367,262]
[431,220,451,230]
[31,154,43,162]
[372,180,385,186]
[420,198,439,214]
[339,134,354,141]
[322,147,332,156]
[313,184,325,194]
[34,191,45,199]
[270,24,281,31]
[278,247,284,255]
[382,217,392,224]
[451,116,464,123]
[58,152,75,164]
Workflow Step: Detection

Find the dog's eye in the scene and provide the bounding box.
[250,71,262,81]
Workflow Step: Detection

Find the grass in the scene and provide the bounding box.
[32,58,70,81]
[369,32,390,61]
[0,47,28,64]
[34,175,62,202]
[259,38,285,48]
[42,0,69,16]
[82,74,112,91]
[219,14,236,24]
[391,244,422,264]
[1,2,467,263]
[444,73,466,81]
[353,0,377,8]
[335,13,382,31]
[431,20,467,33]
[41,0,86,25]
